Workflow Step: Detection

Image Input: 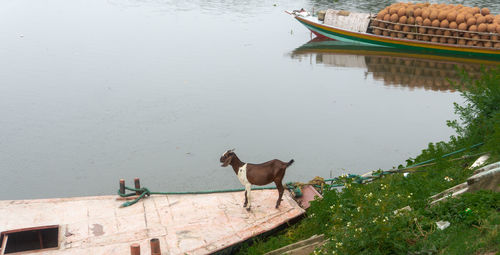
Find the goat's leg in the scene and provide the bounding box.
[243,190,248,208]
[245,184,252,211]
[275,181,284,209]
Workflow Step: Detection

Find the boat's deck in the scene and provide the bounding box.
[0,190,304,254]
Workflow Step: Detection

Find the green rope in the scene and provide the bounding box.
[118,186,280,207]
[404,142,483,169]
[117,143,485,207]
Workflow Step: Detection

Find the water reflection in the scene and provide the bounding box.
[290,39,499,92]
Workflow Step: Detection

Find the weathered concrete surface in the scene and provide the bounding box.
[265,234,325,255]
[467,166,500,192]
[430,161,500,205]
[0,190,304,255]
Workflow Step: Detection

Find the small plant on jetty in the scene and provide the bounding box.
[238,66,500,255]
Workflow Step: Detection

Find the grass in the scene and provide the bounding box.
[236,66,500,255]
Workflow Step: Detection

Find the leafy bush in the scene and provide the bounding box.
[237,67,500,255]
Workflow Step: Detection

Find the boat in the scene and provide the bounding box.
[0,185,320,255]
[289,38,499,91]
[288,9,500,60]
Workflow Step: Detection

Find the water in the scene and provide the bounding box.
[1,0,497,200]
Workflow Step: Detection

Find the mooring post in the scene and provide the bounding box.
[130,243,140,255]
[150,238,161,255]
[119,179,125,195]
[134,178,141,195]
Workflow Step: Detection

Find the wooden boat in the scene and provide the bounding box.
[288,9,500,60]
[0,188,321,255]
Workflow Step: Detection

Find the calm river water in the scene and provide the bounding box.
[1,0,499,199]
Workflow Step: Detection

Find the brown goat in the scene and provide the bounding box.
[220,149,294,211]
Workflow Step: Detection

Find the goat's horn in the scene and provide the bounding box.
[230,148,235,152]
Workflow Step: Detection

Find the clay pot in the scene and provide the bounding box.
[423,18,432,26]
[414,8,422,17]
[485,14,494,23]
[466,17,476,26]
[398,7,406,17]
[415,16,423,25]
[481,7,490,16]
[476,16,486,25]
[440,20,449,28]
[477,23,487,32]
[430,10,438,20]
[458,22,468,30]
[377,10,388,19]
[391,13,399,22]
[447,11,457,22]
[438,10,448,21]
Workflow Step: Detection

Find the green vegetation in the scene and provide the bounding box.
[237,66,500,255]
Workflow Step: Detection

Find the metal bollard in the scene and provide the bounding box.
[134,178,141,195]
[150,238,161,255]
[120,179,125,195]
[130,243,140,255]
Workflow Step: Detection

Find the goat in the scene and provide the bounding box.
[220,149,294,211]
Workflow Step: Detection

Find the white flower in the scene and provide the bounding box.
[346,222,351,227]
[336,242,343,248]
[444,176,453,182]
[357,206,361,212]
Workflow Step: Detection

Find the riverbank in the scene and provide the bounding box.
[237,67,500,254]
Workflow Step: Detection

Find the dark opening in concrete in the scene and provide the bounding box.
[1,225,59,254]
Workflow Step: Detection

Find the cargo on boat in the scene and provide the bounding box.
[0,188,316,255]
[288,2,500,60]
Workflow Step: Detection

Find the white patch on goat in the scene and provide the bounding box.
[238,164,252,208]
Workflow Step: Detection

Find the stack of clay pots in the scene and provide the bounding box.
[372,2,500,48]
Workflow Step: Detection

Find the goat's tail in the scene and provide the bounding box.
[286,159,295,167]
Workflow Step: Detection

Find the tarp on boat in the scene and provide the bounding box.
[324,9,371,33]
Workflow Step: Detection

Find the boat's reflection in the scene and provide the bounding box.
[290,38,499,92]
